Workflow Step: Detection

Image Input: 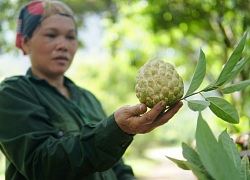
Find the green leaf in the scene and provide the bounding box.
[185,49,206,97]
[206,97,239,124]
[202,33,248,93]
[203,57,250,92]
[196,113,240,180]
[214,32,248,87]
[182,142,202,167]
[241,155,250,180]
[201,83,218,92]
[185,163,214,180]
[196,112,219,179]
[222,80,250,94]
[166,156,190,170]
[182,142,214,180]
[187,100,210,111]
[218,129,241,171]
[224,57,250,85]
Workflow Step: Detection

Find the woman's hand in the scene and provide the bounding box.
[114,101,183,134]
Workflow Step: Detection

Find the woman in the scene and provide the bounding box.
[0,1,183,179]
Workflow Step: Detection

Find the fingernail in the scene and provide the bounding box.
[139,104,143,111]
[160,100,166,108]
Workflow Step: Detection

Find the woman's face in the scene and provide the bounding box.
[22,14,78,78]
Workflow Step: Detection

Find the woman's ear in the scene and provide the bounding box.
[21,36,30,55]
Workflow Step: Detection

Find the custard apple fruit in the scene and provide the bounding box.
[135,59,184,108]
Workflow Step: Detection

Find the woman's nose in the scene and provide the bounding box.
[56,37,68,51]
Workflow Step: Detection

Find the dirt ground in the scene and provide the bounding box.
[138,147,197,180]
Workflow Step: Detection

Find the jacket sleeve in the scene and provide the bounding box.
[0,79,134,179]
[113,159,136,180]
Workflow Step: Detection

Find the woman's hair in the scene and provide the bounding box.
[16,0,77,54]
[41,1,74,22]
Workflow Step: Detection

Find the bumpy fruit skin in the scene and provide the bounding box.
[135,59,184,108]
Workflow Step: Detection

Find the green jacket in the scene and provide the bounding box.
[0,69,135,180]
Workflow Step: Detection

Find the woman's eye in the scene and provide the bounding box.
[67,35,76,40]
[46,34,56,38]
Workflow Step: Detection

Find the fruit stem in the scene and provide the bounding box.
[181,91,202,101]
[166,91,203,111]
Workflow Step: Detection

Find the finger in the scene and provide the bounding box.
[134,103,147,115]
[153,101,183,127]
[126,103,148,117]
[138,100,166,125]
[139,103,147,114]
[166,101,183,114]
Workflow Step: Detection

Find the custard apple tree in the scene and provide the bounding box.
[165,32,250,180]
[135,30,250,179]
[136,31,249,124]
[183,31,249,124]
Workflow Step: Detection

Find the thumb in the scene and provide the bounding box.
[114,103,147,126]
[131,103,147,116]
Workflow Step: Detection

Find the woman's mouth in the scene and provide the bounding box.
[54,56,68,61]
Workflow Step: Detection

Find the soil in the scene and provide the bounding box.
[138,147,197,180]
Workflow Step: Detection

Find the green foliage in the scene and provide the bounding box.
[181,142,213,180]
[0,0,114,53]
[166,156,190,170]
[166,32,250,179]
[167,113,250,180]
[187,100,210,112]
[184,49,206,97]
[1,1,249,124]
[206,97,239,124]
[203,32,248,91]
[196,114,240,179]
[222,80,250,94]
[241,156,250,180]
[222,57,250,88]
[103,0,250,128]
[68,1,250,158]
[96,0,250,140]
[180,32,249,124]
[1,1,250,177]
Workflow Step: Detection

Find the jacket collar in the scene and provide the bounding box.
[25,68,76,90]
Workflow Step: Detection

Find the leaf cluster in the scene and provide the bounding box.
[167,113,250,180]
[167,31,250,179]
[181,31,250,124]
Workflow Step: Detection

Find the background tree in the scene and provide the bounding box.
[100,0,250,133]
[1,0,249,143]
[1,0,250,177]
[0,0,114,52]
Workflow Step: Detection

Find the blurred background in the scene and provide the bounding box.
[0,0,250,179]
